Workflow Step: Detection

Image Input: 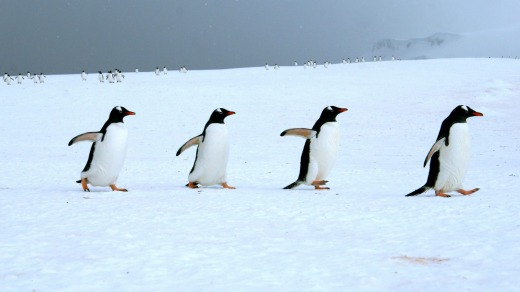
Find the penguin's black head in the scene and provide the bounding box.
[451,105,483,120]
[109,106,136,123]
[98,71,102,74]
[319,106,348,122]
[208,108,236,124]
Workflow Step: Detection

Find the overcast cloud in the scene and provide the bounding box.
[1,0,519,74]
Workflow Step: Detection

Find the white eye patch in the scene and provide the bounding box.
[326,106,332,111]
[115,106,122,112]
[216,108,223,113]
[461,105,468,112]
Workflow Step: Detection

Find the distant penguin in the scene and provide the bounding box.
[406,105,483,197]
[115,70,124,82]
[176,108,236,189]
[347,58,351,63]
[68,106,136,192]
[31,75,38,83]
[81,70,87,81]
[281,106,348,190]
[274,64,279,69]
[378,56,382,61]
[265,63,269,70]
[374,56,377,62]
[392,56,395,61]
[27,72,31,78]
[135,68,139,73]
[355,58,359,63]
[155,67,160,75]
[38,73,45,83]
[17,74,24,84]
[361,57,365,62]
[294,61,298,66]
[98,71,104,83]
[163,66,168,74]
[5,74,13,85]
[106,71,115,83]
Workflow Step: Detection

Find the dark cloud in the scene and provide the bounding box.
[1,0,518,74]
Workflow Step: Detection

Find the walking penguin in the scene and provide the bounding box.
[68,106,136,192]
[406,105,483,197]
[281,106,348,189]
[176,108,236,189]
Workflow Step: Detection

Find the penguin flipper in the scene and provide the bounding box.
[176,135,202,156]
[68,132,103,146]
[280,128,317,139]
[423,137,445,167]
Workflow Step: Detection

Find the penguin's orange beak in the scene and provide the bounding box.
[472,111,483,116]
[338,108,348,113]
[125,111,136,116]
[227,111,236,115]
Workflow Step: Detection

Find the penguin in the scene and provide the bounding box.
[17,74,24,84]
[31,75,38,83]
[68,106,135,192]
[115,70,124,82]
[406,105,483,197]
[106,71,115,83]
[176,108,236,189]
[81,70,87,81]
[155,67,160,76]
[98,71,104,83]
[38,73,45,83]
[294,61,298,66]
[135,68,139,73]
[3,73,8,82]
[27,71,31,78]
[281,106,348,190]
[265,63,269,70]
[163,66,168,74]
[5,74,14,85]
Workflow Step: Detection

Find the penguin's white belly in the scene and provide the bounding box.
[189,124,229,186]
[435,123,470,192]
[82,123,128,186]
[306,122,340,183]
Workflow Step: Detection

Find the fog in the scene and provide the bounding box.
[1,0,519,74]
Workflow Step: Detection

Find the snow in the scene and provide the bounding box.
[1,58,520,291]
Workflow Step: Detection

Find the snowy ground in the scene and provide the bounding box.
[1,59,520,291]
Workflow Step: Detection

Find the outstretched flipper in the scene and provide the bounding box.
[280,128,317,139]
[176,135,202,156]
[423,137,445,167]
[68,132,103,146]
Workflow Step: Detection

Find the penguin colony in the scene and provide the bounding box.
[68,104,482,197]
[5,56,403,86]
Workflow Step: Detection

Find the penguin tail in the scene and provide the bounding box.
[405,185,430,197]
[76,180,81,184]
[283,181,302,189]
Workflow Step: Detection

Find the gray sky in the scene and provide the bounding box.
[1,0,519,74]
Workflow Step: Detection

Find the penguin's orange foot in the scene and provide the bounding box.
[221,183,236,189]
[109,184,128,192]
[311,180,328,186]
[314,185,330,190]
[188,182,199,189]
[457,188,480,195]
[435,190,451,198]
[81,178,90,192]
